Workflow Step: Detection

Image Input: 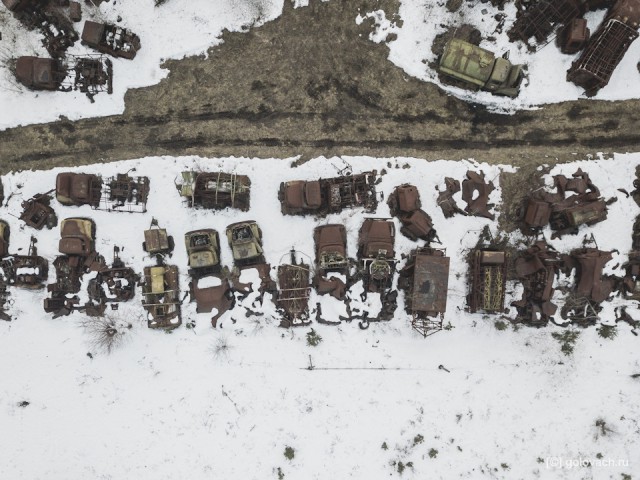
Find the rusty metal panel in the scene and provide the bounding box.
[82,21,105,46]
[480,251,505,265]
[412,254,449,314]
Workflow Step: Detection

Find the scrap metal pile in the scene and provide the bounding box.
[3,0,141,100]
[0,162,636,338]
[521,168,609,238]
[508,0,640,95]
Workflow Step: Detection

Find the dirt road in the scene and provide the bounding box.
[1,0,638,176]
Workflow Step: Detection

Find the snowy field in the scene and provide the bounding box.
[0,154,639,479]
[1,0,640,129]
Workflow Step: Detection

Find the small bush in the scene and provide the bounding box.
[597,325,618,340]
[276,467,284,479]
[211,336,233,359]
[494,319,507,331]
[81,316,132,354]
[413,434,424,446]
[306,328,322,347]
[397,461,405,474]
[381,442,388,450]
[284,446,295,460]
[551,330,580,356]
[428,448,438,458]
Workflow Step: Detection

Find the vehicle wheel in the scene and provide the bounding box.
[167,236,175,253]
[46,213,58,230]
[142,242,147,252]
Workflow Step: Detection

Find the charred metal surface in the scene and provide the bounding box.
[461,170,496,220]
[467,247,508,314]
[20,191,57,230]
[277,250,311,327]
[398,247,450,337]
[81,21,141,59]
[511,240,562,327]
[278,171,378,216]
[141,264,181,329]
[177,171,251,211]
[560,247,618,325]
[522,168,608,238]
[387,184,438,242]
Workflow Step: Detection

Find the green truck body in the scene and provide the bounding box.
[438,38,524,97]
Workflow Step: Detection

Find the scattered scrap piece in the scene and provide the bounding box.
[436,177,466,218]
[461,171,495,220]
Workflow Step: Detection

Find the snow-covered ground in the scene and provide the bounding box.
[0,154,638,479]
[2,0,640,130]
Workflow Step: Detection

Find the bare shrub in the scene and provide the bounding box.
[81,316,132,354]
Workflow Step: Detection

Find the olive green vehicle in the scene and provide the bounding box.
[438,38,524,98]
[226,221,265,267]
[184,229,221,276]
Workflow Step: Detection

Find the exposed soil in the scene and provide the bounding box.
[0,0,638,229]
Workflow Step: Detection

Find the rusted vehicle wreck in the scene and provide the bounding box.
[20,191,57,230]
[15,55,113,99]
[81,21,141,59]
[561,247,617,325]
[313,224,350,300]
[511,241,562,327]
[522,168,608,238]
[277,250,311,327]
[178,171,251,211]
[398,247,450,337]
[1,237,48,289]
[141,265,181,329]
[387,184,438,242]
[279,171,378,216]
[467,248,508,314]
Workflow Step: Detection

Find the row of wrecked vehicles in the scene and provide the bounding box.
[3,0,141,100]
[437,0,640,97]
[0,165,634,336]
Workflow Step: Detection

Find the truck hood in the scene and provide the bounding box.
[59,237,90,256]
[189,251,218,268]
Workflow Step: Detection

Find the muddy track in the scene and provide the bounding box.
[1,0,639,174]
